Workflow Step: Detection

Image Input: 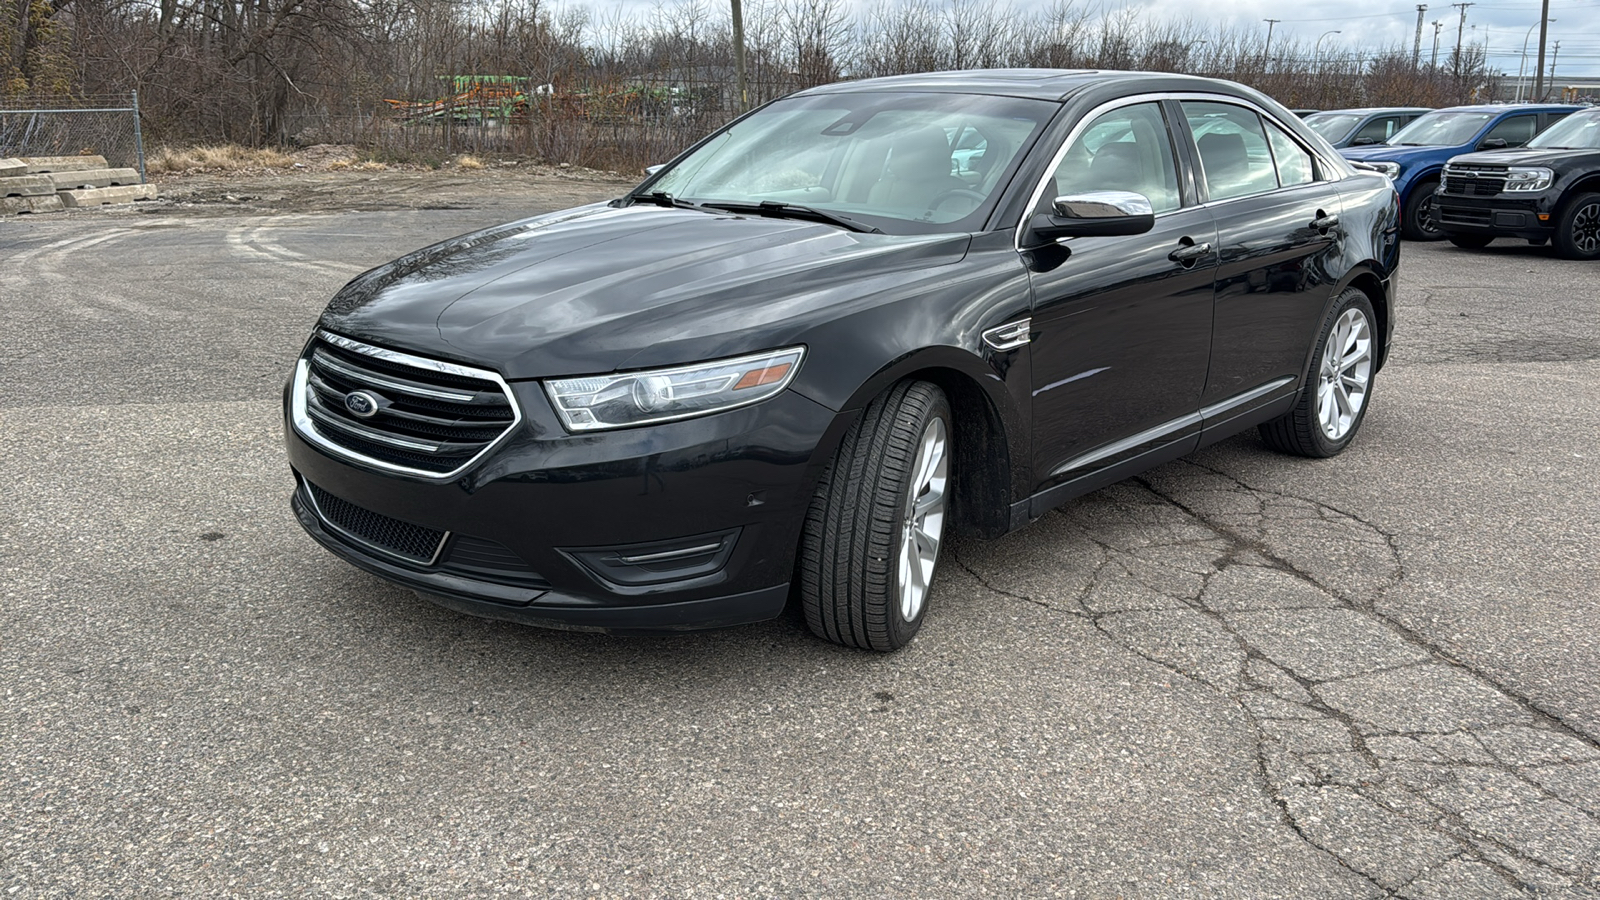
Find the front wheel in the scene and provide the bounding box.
[1402,181,1444,241]
[1553,192,1600,261]
[798,380,951,651]
[1447,233,1494,250]
[1259,287,1377,458]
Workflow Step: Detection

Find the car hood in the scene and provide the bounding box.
[319,204,972,380]
[1340,143,1458,166]
[1445,147,1600,167]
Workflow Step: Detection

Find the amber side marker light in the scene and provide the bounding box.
[734,362,793,390]
[1539,213,1551,221]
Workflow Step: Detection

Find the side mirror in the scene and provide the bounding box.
[1478,138,1509,150]
[643,164,666,176]
[1025,191,1156,244]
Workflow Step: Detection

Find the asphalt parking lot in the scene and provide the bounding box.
[3,180,1598,898]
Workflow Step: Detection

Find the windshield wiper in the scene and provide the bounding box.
[630,191,712,212]
[702,200,882,234]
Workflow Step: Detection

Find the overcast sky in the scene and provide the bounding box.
[1141,0,1600,78]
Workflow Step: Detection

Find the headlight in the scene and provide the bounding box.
[544,347,805,432]
[1369,161,1402,180]
[1503,166,1555,192]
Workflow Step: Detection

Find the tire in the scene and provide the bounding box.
[1447,233,1494,249]
[1259,287,1378,458]
[798,380,951,651]
[1553,192,1600,261]
[1401,180,1444,241]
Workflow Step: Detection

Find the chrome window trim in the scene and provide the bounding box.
[1013,91,1345,251]
[290,330,524,482]
[301,478,452,566]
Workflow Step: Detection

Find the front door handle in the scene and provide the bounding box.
[1312,211,1340,233]
[1168,241,1212,265]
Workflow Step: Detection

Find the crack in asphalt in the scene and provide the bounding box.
[950,462,1600,896]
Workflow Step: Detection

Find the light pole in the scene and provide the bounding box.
[1516,20,1552,102]
[1314,31,1341,107]
[1315,30,1342,57]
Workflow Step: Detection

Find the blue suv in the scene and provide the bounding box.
[1342,104,1581,239]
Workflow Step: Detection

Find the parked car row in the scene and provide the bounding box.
[1324,102,1599,259]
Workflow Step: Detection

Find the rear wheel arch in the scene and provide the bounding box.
[1340,269,1391,371]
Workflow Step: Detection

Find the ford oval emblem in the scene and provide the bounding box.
[344,391,381,418]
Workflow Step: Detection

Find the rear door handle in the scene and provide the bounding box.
[1312,211,1340,232]
[1168,241,1212,265]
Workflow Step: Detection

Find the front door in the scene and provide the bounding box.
[1024,100,1217,495]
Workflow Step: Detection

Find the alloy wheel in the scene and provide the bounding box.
[1573,201,1600,255]
[1316,308,1373,440]
[898,416,948,622]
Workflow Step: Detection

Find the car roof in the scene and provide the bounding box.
[1312,107,1432,116]
[794,69,1251,103]
[1425,103,1583,113]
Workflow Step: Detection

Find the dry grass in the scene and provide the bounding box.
[452,154,485,170]
[147,144,295,174]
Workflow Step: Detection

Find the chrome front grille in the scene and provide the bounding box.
[1441,164,1508,196]
[292,331,520,478]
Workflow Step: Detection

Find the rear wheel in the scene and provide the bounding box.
[1260,287,1377,458]
[1447,233,1494,249]
[798,381,950,651]
[1402,181,1444,241]
[1553,192,1600,261]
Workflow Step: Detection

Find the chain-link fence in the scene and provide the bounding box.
[0,93,147,181]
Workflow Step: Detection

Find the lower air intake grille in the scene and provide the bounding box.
[307,482,447,563]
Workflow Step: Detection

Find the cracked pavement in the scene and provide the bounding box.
[3,181,1598,897]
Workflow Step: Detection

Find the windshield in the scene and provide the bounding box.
[642,91,1055,233]
[1386,111,1494,146]
[1304,113,1361,141]
[1528,111,1600,149]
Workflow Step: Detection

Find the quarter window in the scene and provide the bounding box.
[1181,101,1279,201]
[1265,121,1315,187]
[1046,102,1182,214]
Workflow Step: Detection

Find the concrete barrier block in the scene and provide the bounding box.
[0,158,27,177]
[44,168,142,190]
[0,174,58,197]
[57,183,159,207]
[22,155,109,173]
[1,194,65,215]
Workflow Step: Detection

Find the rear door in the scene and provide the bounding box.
[1174,99,1348,428]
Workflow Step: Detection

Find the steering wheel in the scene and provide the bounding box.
[927,188,986,214]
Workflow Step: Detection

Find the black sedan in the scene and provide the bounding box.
[285,69,1399,651]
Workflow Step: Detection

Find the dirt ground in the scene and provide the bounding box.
[147,144,638,216]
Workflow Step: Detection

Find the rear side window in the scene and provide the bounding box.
[1181,101,1279,202]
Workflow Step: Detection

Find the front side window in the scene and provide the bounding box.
[1046,102,1182,214]
[1352,116,1401,144]
[1181,101,1279,202]
[645,92,1054,233]
[1482,115,1538,147]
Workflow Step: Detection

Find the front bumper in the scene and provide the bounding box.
[285,382,845,633]
[1436,191,1559,241]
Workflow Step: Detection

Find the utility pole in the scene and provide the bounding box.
[1533,0,1551,101]
[730,0,749,112]
[1263,18,1281,66]
[1413,5,1428,67]
[1451,2,1474,78]
[1548,40,1561,99]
